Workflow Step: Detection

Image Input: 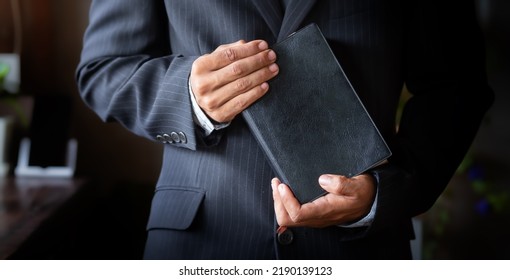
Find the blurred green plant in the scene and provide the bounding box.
[0,61,28,127]
[0,62,9,87]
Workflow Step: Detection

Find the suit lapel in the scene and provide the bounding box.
[277,0,317,41]
[252,0,318,43]
[252,1,283,40]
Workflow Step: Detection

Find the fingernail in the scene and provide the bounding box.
[268,50,276,60]
[278,184,285,194]
[258,41,268,50]
[271,178,277,189]
[269,63,279,73]
[319,175,332,186]
[261,82,269,90]
[277,226,287,234]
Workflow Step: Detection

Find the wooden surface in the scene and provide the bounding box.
[0,177,84,259]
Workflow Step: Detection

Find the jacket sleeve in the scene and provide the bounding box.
[76,0,210,150]
[367,1,494,236]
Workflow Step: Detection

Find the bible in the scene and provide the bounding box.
[242,23,391,204]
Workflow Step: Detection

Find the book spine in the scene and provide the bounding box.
[241,110,289,185]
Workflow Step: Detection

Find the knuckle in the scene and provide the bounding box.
[191,80,207,95]
[234,98,246,110]
[332,176,344,187]
[257,51,268,65]
[335,176,350,193]
[191,57,207,73]
[234,78,251,92]
[258,55,265,65]
[223,48,237,62]
[215,44,226,51]
[230,63,243,76]
[215,43,230,52]
[198,95,217,110]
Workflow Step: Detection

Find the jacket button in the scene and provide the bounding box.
[156,134,167,144]
[162,133,173,143]
[170,132,181,143]
[178,132,187,143]
[277,229,294,245]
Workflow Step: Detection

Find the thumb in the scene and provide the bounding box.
[318,174,352,196]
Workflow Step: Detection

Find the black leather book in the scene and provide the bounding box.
[242,23,391,204]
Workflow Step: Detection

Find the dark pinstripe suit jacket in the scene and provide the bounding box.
[77,0,493,259]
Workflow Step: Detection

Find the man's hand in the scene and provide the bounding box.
[271,174,376,228]
[190,40,279,123]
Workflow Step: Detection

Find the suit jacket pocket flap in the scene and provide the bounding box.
[146,188,205,230]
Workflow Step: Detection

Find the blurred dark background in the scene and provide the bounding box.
[0,0,508,259]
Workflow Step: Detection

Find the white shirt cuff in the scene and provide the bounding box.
[188,80,230,136]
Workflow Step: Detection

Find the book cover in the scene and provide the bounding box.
[242,23,391,204]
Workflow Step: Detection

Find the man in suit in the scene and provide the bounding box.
[77,0,493,259]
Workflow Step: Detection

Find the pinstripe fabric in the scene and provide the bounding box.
[77,0,493,259]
